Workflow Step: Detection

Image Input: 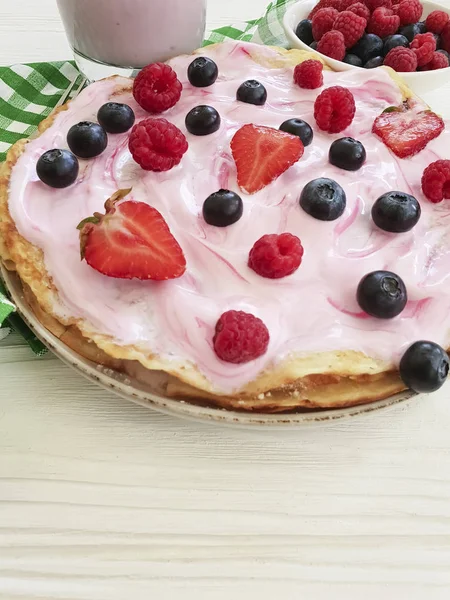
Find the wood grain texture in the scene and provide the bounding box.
[2,0,450,597]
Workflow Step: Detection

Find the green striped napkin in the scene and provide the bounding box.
[0,0,297,351]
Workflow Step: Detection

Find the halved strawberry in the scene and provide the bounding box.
[77,189,186,280]
[372,103,444,159]
[230,124,304,195]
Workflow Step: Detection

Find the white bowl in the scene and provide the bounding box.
[283,0,450,94]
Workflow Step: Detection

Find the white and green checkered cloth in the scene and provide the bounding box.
[0,0,297,350]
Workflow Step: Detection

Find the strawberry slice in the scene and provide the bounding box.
[372,103,444,159]
[77,189,186,280]
[230,124,304,194]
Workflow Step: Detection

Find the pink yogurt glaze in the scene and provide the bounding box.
[8,41,450,394]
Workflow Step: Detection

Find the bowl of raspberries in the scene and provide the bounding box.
[283,0,450,92]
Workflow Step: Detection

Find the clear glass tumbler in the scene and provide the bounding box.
[56,0,207,80]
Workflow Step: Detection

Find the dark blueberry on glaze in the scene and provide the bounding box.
[236,80,267,106]
[329,137,366,171]
[185,105,221,136]
[372,191,421,233]
[400,341,449,393]
[187,57,219,87]
[357,270,407,319]
[300,178,346,221]
[383,34,409,56]
[36,149,79,188]
[202,189,243,227]
[97,102,135,133]
[279,119,313,146]
[350,34,383,64]
[343,53,363,67]
[295,19,314,46]
[67,121,108,158]
[364,56,384,69]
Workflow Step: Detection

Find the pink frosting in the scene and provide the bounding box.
[7,41,450,393]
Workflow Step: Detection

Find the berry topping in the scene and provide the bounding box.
[399,21,426,42]
[425,10,449,35]
[314,86,356,134]
[329,137,366,171]
[343,53,363,66]
[420,50,449,70]
[364,56,384,68]
[213,310,269,364]
[383,34,409,56]
[312,8,339,41]
[357,270,407,319]
[36,149,79,189]
[133,62,182,114]
[187,57,219,87]
[373,104,444,158]
[202,190,243,227]
[236,80,267,106]
[384,46,418,71]
[295,19,314,45]
[279,118,314,146]
[421,160,450,203]
[441,22,450,53]
[317,30,346,60]
[97,102,135,134]
[367,8,400,39]
[371,191,421,232]
[300,177,346,221]
[185,105,221,136]
[230,124,304,195]
[350,33,383,64]
[129,117,188,171]
[248,233,304,279]
[410,32,437,66]
[333,10,367,48]
[67,122,107,159]
[399,341,449,393]
[348,3,371,22]
[397,0,423,26]
[293,59,323,89]
[77,189,186,281]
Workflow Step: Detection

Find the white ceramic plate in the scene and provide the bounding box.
[1,265,417,427]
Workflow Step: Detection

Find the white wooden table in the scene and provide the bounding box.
[2,1,450,598]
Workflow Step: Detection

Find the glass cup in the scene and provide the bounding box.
[56,0,207,80]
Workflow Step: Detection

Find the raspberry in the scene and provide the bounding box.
[213,310,269,364]
[396,0,422,26]
[411,32,436,66]
[442,22,450,53]
[367,7,400,38]
[384,46,418,71]
[338,0,358,10]
[309,0,341,19]
[128,118,188,171]
[421,50,449,70]
[366,0,392,10]
[348,3,371,21]
[133,63,182,114]
[425,10,449,34]
[294,60,324,89]
[333,10,367,47]
[248,233,304,279]
[317,30,346,60]
[421,160,450,203]
[312,8,339,41]
[314,86,356,133]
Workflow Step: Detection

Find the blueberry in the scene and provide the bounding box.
[364,56,384,68]
[343,53,363,67]
[433,34,442,50]
[185,105,221,136]
[236,80,267,106]
[300,178,346,221]
[36,149,79,188]
[400,341,449,393]
[295,19,314,46]
[279,118,313,146]
[437,49,450,61]
[329,137,366,171]
[351,34,383,64]
[383,34,409,56]
[203,189,243,227]
[97,102,135,134]
[67,122,107,159]
[310,41,318,50]
[357,270,407,319]
[187,57,218,87]
[372,191,421,233]
[399,22,426,42]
